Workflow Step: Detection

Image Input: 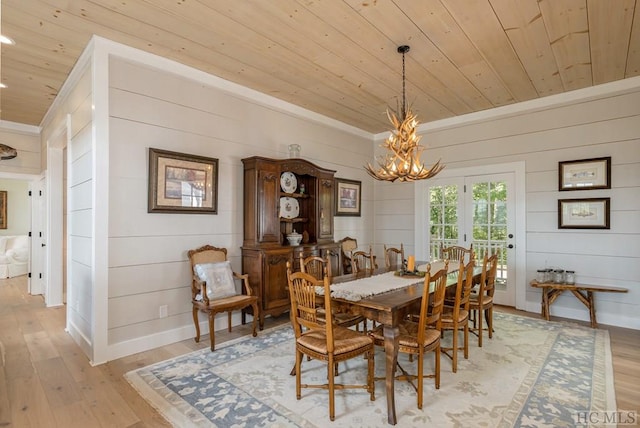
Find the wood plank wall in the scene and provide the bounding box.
[374,83,640,329]
[104,53,373,359]
[65,67,94,359]
[38,63,96,359]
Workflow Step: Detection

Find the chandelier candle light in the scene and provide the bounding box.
[365,45,445,182]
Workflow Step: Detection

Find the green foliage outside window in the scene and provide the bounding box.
[429,181,508,262]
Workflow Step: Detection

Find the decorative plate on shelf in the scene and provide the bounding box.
[279,197,300,219]
[280,171,297,193]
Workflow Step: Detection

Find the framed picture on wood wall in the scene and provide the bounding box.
[558,198,610,229]
[558,157,611,191]
[335,178,361,217]
[148,148,219,213]
[0,191,6,229]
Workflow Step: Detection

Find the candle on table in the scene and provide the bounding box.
[407,255,415,272]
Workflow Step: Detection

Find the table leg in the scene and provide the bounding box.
[570,289,596,328]
[588,291,597,328]
[383,324,399,425]
[541,288,550,320]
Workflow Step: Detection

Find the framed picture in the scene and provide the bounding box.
[148,148,218,214]
[0,191,6,229]
[335,178,361,217]
[558,198,610,229]
[559,156,611,191]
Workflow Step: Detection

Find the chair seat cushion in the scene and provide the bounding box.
[470,295,493,307]
[441,308,469,324]
[298,326,372,355]
[368,321,440,349]
[194,293,255,309]
[194,261,237,299]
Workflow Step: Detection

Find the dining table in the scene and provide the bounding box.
[326,260,481,425]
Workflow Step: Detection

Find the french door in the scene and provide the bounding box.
[426,172,516,306]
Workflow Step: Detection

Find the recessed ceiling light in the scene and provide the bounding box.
[0,35,15,45]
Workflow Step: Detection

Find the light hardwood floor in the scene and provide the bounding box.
[0,275,638,427]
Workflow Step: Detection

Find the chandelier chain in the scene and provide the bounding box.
[401,49,406,119]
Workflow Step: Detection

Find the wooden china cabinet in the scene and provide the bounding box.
[241,156,341,329]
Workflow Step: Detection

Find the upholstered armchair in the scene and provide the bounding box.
[188,245,259,351]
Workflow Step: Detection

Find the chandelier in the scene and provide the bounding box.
[365,45,444,182]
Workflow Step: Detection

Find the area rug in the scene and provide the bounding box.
[125,312,616,427]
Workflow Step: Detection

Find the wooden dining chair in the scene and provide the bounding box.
[350,246,376,273]
[440,243,474,264]
[349,246,378,329]
[188,245,259,351]
[299,255,366,331]
[368,260,449,409]
[384,243,404,271]
[287,269,375,421]
[338,236,358,274]
[299,254,331,281]
[440,259,475,372]
[469,251,499,347]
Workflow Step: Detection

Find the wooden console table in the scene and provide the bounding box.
[530,280,628,328]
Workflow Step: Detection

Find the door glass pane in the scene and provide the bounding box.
[471,181,508,290]
[429,184,459,260]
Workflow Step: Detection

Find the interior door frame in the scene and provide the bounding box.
[415,161,527,310]
[30,174,47,296]
[45,117,68,307]
[0,172,40,292]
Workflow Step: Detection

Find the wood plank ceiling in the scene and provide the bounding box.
[1,0,639,133]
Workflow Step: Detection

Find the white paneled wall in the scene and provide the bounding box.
[105,54,373,359]
[63,67,95,359]
[375,81,640,329]
[373,180,416,258]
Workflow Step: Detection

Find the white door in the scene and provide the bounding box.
[425,172,516,306]
[465,173,515,306]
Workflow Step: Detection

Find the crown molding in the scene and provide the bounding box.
[0,120,40,134]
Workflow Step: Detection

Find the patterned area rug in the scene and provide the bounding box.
[125,313,616,427]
